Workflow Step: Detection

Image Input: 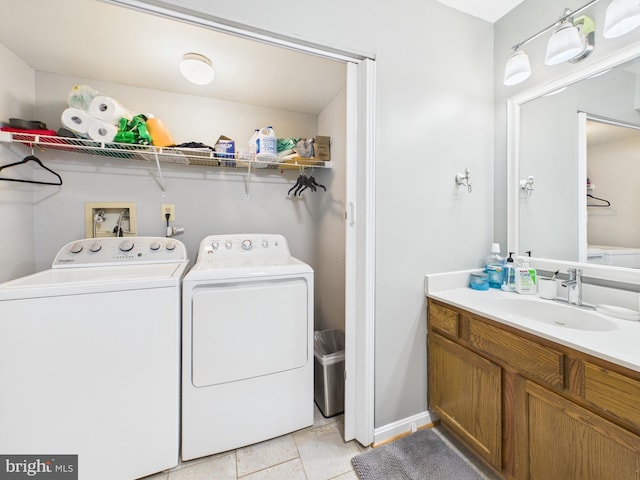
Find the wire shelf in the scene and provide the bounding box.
[0,131,332,170]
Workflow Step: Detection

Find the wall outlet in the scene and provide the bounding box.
[161,204,175,222]
[85,202,137,238]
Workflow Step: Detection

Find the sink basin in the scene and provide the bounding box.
[493,297,617,332]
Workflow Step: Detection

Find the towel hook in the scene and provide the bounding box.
[520,175,534,196]
[455,168,472,193]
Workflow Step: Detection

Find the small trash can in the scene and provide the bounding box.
[314,329,345,417]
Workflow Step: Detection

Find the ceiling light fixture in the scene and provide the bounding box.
[180,53,215,85]
[503,0,640,87]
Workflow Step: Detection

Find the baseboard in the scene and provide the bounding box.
[373,410,440,447]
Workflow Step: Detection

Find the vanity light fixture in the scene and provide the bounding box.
[504,0,640,86]
[504,49,532,85]
[180,53,215,85]
[544,14,595,65]
[604,0,640,37]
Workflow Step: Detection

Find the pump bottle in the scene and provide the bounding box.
[501,252,516,292]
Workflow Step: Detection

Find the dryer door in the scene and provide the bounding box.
[191,277,309,387]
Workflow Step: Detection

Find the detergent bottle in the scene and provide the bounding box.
[256,126,277,157]
[145,114,175,147]
[249,129,259,155]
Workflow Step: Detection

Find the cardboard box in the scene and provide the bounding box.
[314,136,331,161]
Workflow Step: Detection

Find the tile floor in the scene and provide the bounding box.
[144,406,365,480]
[144,405,500,480]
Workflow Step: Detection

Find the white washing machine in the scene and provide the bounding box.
[181,234,314,460]
[0,237,188,480]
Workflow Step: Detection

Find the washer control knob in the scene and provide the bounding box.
[150,241,161,251]
[261,239,269,248]
[241,239,252,251]
[69,243,83,254]
[89,242,102,253]
[119,240,134,252]
[166,241,176,251]
[211,241,219,250]
[225,241,233,249]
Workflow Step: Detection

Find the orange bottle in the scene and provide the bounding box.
[146,114,175,147]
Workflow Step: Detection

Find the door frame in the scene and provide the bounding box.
[102,0,376,446]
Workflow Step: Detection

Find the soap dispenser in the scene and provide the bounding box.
[501,252,516,292]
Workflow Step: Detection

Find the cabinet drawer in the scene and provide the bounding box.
[584,362,640,431]
[469,318,564,389]
[428,303,459,338]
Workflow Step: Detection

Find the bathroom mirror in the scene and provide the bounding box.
[508,43,640,270]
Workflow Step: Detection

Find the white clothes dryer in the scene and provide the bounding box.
[0,237,188,480]
[181,234,313,461]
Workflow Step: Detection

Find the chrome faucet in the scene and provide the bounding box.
[562,268,583,305]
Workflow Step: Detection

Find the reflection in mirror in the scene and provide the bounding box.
[587,118,640,268]
[516,53,640,268]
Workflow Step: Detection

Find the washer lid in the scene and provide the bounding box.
[0,263,187,300]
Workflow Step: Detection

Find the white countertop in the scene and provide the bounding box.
[425,271,640,373]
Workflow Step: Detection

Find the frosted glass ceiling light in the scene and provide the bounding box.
[545,13,595,65]
[504,50,532,86]
[180,53,215,85]
[604,0,640,38]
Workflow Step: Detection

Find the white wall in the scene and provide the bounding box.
[588,133,640,247]
[154,0,376,58]
[0,44,36,282]
[157,0,495,428]
[315,87,347,332]
[373,3,493,427]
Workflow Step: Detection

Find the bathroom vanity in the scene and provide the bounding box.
[425,280,640,480]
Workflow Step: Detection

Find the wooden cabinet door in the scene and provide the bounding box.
[517,379,640,480]
[428,332,502,469]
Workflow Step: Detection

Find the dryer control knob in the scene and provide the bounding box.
[211,241,219,250]
[119,240,134,252]
[241,239,253,251]
[69,243,83,254]
[261,240,269,248]
[150,241,161,251]
[89,242,102,253]
[225,241,233,249]
[166,242,176,251]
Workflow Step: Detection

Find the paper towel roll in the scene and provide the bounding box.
[87,120,117,142]
[61,107,93,135]
[89,96,131,124]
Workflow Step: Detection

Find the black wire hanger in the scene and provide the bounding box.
[287,168,326,197]
[0,154,63,186]
[587,193,611,207]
